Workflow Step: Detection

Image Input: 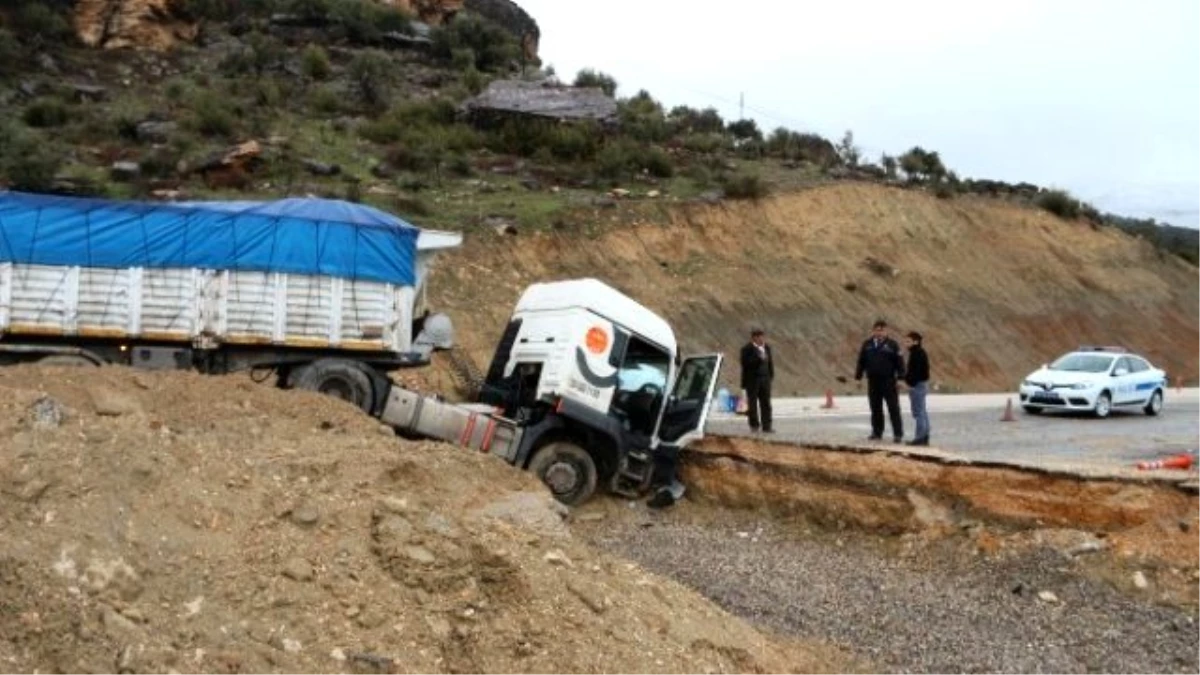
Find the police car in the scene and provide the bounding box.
[1018,346,1167,418]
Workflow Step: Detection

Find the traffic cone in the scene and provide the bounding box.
[1136,453,1195,471]
[1001,398,1016,422]
[821,388,835,409]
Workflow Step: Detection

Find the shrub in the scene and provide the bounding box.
[1037,189,1082,219]
[347,50,392,108]
[681,132,731,155]
[592,141,674,180]
[618,90,669,143]
[23,99,69,128]
[836,130,860,167]
[898,146,946,182]
[726,119,762,142]
[307,85,344,115]
[393,195,432,217]
[187,91,237,137]
[430,15,519,73]
[547,123,601,162]
[328,0,412,44]
[668,105,724,135]
[461,66,487,95]
[573,69,617,97]
[0,124,62,191]
[300,45,332,80]
[721,171,770,200]
[12,3,73,46]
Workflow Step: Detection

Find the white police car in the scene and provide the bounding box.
[1018,347,1167,418]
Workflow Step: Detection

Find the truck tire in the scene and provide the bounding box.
[528,441,598,506]
[291,359,377,414]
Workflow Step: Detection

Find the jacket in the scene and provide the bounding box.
[855,337,905,382]
[904,345,929,386]
[740,342,775,389]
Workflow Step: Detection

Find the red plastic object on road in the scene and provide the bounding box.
[1135,454,1195,471]
[821,389,835,409]
[1000,398,1016,422]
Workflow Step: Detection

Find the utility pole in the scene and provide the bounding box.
[739,92,744,120]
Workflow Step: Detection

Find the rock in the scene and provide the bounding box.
[906,490,955,528]
[110,161,142,182]
[1132,571,1149,589]
[574,512,605,523]
[101,607,140,638]
[73,84,109,103]
[375,515,414,544]
[290,502,320,526]
[37,53,59,73]
[543,550,572,567]
[566,580,609,614]
[1066,540,1107,556]
[302,159,341,176]
[404,546,436,565]
[646,189,661,198]
[592,197,618,209]
[1037,590,1060,603]
[485,216,518,236]
[330,648,347,662]
[520,178,542,191]
[377,496,412,515]
[74,0,200,51]
[609,188,630,199]
[90,387,141,416]
[136,120,177,143]
[698,190,723,205]
[475,491,570,538]
[281,557,314,582]
[30,395,66,429]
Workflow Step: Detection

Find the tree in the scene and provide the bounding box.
[573,68,617,97]
[726,118,762,142]
[836,130,860,167]
[897,146,947,182]
[880,153,898,178]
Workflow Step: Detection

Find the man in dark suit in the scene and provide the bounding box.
[740,328,775,433]
[855,319,905,442]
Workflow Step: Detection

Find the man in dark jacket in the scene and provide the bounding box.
[904,331,931,446]
[740,328,775,433]
[855,319,905,441]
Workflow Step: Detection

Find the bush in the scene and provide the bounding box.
[300,45,332,80]
[180,0,276,21]
[23,99,69,128]
[0,124,62,191]
[668,105,724,135]
[593,141,674,180]
[187,91,237,137]
[12,3,73,46]
[573,69,617,97]
[681,132,731,155]
[721,171,770,200]
[726,119,762,142]
[347,50,392,108]
[327,0,412,44]
[431,14,519,73]
[617,90,669,143]
[547,123,602,162]
[898,146,946,182]
[307,85,345,115]
[1037,189,1081,219]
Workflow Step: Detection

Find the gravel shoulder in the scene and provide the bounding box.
[572,502,1200,674]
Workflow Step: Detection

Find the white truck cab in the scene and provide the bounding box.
[381,278,724,504]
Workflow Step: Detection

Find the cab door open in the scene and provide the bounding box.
[652,353,724,448]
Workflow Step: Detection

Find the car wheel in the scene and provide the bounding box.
[1143,389,1163,416]
[1022,405,1043,415]
[1093,391,1112,419]
[528,441,597,506]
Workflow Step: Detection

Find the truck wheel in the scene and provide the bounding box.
[528,442,597,506]
[291,359,377,414]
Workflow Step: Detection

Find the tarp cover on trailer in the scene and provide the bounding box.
[0,191,420,286]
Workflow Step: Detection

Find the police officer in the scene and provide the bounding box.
[855,319,905,442]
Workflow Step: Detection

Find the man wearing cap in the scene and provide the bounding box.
[740,328,775,433]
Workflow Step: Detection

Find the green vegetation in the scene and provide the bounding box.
[0,5,1192,266]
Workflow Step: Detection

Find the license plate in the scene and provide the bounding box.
[1031,394,1062,404]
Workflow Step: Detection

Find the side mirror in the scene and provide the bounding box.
[1114,368,1129,377]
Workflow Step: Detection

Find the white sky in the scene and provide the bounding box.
[519,0,1200,228]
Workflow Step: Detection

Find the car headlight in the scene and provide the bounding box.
[1022,380,1036,388]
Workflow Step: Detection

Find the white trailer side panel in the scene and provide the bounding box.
[0,262,413,352]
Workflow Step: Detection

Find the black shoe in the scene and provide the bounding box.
[906,437,929,447]
[647,489,676,509]
[893,436,903,443]
[763,428,775,434]
[868,434,883,441]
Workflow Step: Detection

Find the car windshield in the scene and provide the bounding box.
[1049,353,1115,373]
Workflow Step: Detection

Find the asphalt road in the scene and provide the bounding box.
[708,390,1200,476]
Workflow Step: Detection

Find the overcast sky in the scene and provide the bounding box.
[519,0,1200,228]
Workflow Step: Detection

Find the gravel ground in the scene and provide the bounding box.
[579,511,1199,674]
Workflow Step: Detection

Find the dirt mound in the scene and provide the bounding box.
[0,365,848,673]
[431,182,1199,395]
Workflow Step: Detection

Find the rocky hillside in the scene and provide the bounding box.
[431,182,1200,395]
[0,0,1195,395]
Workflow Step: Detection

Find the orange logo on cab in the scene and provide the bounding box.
[585,326,609,354]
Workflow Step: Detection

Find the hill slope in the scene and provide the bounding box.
[431,182,1199,395]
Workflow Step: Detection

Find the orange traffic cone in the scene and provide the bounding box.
[1136,454,1195,471]
[1001,398,1016,422]
[821,388,835,409]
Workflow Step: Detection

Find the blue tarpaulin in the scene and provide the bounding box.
[0,192,419,286]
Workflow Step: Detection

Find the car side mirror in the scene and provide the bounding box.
[1114,368,1128,376]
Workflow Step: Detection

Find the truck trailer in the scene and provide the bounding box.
[0,192,724,504]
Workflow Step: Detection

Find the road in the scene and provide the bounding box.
[707,389,1200,477]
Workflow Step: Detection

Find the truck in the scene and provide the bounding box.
[0,191,724,504]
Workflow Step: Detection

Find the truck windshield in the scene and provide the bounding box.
[1049,354,1115,373]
